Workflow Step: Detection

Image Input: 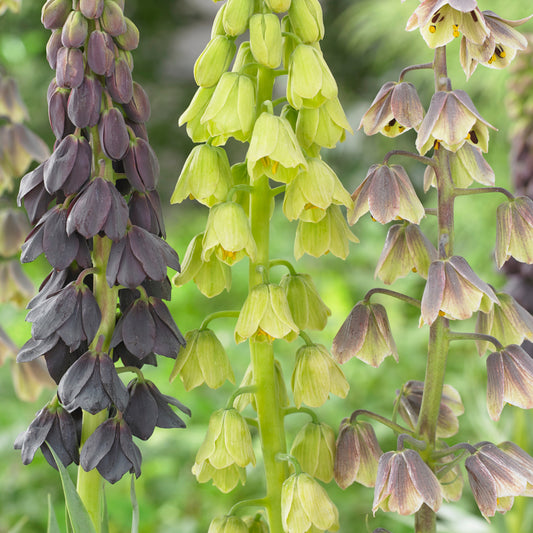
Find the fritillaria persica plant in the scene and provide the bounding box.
[13,0,189,530]
[172,0,353,531]
[332,1,533,532]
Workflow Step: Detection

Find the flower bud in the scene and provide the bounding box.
[179,86,215,143]
[80,0,104,19]
[235,283,299,344]
[87,30,115,76]
[67,75,102,128]
[290,422,335,483]
[294,204,359,260]
[209,516,248,533]
[280,273,331,331]
[202,201,257,265]
[335,419,382,489]
[41,0,71,30]
[170,328,235,390]
[44,85,69,141]
[249,14,282,69]
[210,3,226,38]
[172,233,232,298]
[172,144,234,207]
[288,0,324,43]
[56,47,85,89]
[287,44,337,109]
[222,0,254,37]
[292,342,348,407]
[101,0,127,37]
[46,29,62,69]
[194,35,236,88]
[98,107,129,160]
[115,17,140,51]
[122,136,159,191]
[265,0,291,12]
[244,516,269,533]
[61,10,88,48]
[106,55,133,103]
[281,473,340,532]
[232,41,256,74]
[333,301,397,367]
[122,82,150,123]
[0,208,30,257]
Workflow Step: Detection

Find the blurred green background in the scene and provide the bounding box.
[0,1,532,532]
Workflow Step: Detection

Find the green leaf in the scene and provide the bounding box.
[46,444,97,533]
[8,517,29,533]
[47,495,61,533]
[130,475,139,533]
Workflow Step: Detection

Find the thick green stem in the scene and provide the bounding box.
[76,236,118,531]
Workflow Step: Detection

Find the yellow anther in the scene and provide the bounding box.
[384,125,391,132]
[488,54,496,64]
[370,215,377,222]
[429,25,437,33]
[438,310,446,317]
[398,126,405,132]
[465,132,471,140]
[412,267,418,273]
[261,156,270,167]
[271,160,279,175]
[434,140,440,150]
[304,203,319,210]
[189,194,195,200]
[452,24,459,38]
[221,248,237,261]
[256,328,275,342]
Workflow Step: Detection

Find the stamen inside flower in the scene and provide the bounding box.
[434,140,440,150]
[221,248,237,260]
[261,156,270,167]
[384,118,397,132]
[429,25,437,34]
[304,203,319,210]
[271,160,279,175]
[470,10,478,23]
[452,24,459,38]
[469,130,478,144]
[256,327,275,342]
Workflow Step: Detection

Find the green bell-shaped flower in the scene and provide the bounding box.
[209,516,248,533]
[249,13,282,69]
[179,86,215,143]
[194,35,236,88]
[288,0,324,43]
[222,0,254,37]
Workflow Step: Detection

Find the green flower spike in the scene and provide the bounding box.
[209,516,249,533]
[283,157,353,223]
[288,0,324,44]
[280,272,331,331]
[171,328,235,391]
[296,97,353,149]
[287,44,337,109]
[249,13,282,69]
[235,283,299,344]
[172,233,231,298]
[476,292,533,355]
[495,196,533,268]
[201,72,256,144]
[246,111,307,183]
[171,144,234,207]
[202,201,257,265]
[194,35,236,88]
[281,472,340,533]
[193,408,255,493]
[375,223,438,284]
[222,0,254,37]
[179,86,215,143]
[291,343,349,408]
[290,421,335,483]
[294,204,359,260]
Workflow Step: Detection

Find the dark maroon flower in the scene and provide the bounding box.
[126,119,149,142]
[48,81,75,140]
[43,134,92,195]
[129,190,165,237]
[106,56,133,104]
[80,417,141,484]
[110,296,185,359]
[56,47,85,89]
[123,379,190,440]
[58,348,129,414]
[87,30,115,76]
[14,399,80,468]
[67,177,129,240]
[67,75,103,129]
[18,163,54,225]
[21,206,92,270]
[106,225,180,288]
[112,341,157,368]
[98,107,129,160]
[123,137,159,191]
[123,82,151,123]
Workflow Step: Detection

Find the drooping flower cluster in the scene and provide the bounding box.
[15,0,189,484]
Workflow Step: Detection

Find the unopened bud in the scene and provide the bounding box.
[122,82,150,123]
[61,10,89,48]
[101,0,126,37]
[80,0,104,18]
[41,0,71,30]
[115,17,140,51]
[87,30,115,76]
[222,0,254,37]
[67,75,102,128]
[208,516,248,533]
[46,29,62,70]
[106,56,133,103]
[56,47,85,89]
[265,0,291,12]
[194,35,236,88]
[288,0,324,43]
[99,107,129,160]
[249,13,282,69]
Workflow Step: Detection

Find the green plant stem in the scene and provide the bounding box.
[382,150,436,168]
[199,310,241,330]
[453,186,514,200]
[364,287,421,308]
[76,236,118,532]
[448,331,503,350]
[350,409,416,436]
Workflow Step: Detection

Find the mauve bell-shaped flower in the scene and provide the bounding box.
[122,82,151,123]
[46,29,62,69]
[421,255,499,325]
[43,134,92,195]
[99,107,129,160]
[56,47,84,89]
[350,164,425,225]
[110,296,185,359]
[48,82,75,140]
[333,301,398,367]
[87,30,115,76]
[106,56,133,104]
[495,196,533,268]
[80,0,104,19]
[123,378,190,440]
[128,190,165,237]
[406,0,489,48]
[334,419,382,489]
[61,10,88,48]
[373,449,442,516]
[14,398,80,468]
[106,224,180,288]
[359,81,425,137]
[486,344,533,421]
[67,75,102,129]
[465,441,533,519]
[80,416,141,484]
[21,206,92,270]
[416,90,495,154]
[17,163,53,224]
[58,345,129,414]
[67,177,129,241]
[41,0,71,30]
[123,137,159,191]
